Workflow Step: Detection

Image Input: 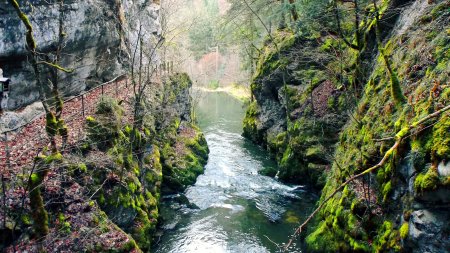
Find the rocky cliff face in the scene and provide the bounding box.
[0,1,210,251]
[244,0,449,252]
[0,0,160,111]
[156,73,209,193]
[243,31,352,188]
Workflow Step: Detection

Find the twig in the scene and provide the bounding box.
[373,136,395,142]
[88,178,108,200]
[283,104,450,251]
[263,234,282,250]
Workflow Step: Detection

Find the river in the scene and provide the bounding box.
[153,91,317,253]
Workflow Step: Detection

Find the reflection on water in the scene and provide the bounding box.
[153,90,317,253]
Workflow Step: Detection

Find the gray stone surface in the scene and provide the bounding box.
[438,161,450,177]
[0,0,161,113]
[406,209,450,253]
[0,101,44,133]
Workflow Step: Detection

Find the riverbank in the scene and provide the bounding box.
[153,91,317,252]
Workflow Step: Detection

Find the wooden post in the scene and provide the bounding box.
[115,81,119,97]
[310,79,314,115]
[2,173,6,229]
[81,94,85,117]
[101,84,104,96]
[4,132,10,174]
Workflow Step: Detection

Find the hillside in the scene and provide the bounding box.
[243,0,449,251]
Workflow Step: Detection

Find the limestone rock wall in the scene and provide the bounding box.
[0,0,160,111]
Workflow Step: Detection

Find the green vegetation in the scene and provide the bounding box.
[208,80,220,90]
[400,222,409,239]
[414,167,439,192]
[242,0,450,252]
[84,73,208,250]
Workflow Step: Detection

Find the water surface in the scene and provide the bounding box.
[153,91,317,253]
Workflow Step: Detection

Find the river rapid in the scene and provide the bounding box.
[153,91,317,253]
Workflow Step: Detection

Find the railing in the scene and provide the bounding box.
[0,74,133,179]
[0,59,179,179]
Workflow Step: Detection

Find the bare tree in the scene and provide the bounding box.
[8,0,72,242]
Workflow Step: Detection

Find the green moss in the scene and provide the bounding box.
[79,163,87,173]
[399,222,409,239]
[431,114,450,160]
[8,0,37,50]
[46,112,58,136]
[58,213,71,234]
[431,2,449,19]
[253,31,296,83]
[160,123,208,192]
[414,167,439,192]
[306,222,342,252]
[382,181,392,202]
[29,171,49,238]
[320,37,339,52]
[242,101,261,143]
[373,221,401,252]
[87,98,124,150]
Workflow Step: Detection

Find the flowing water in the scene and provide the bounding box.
[153,91,317,253]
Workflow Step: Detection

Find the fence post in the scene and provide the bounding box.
[81,94,85,117]
[116,80,119,97]
[101,84,104,96]
[4,132,10,174]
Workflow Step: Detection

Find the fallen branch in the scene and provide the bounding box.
[284,104,450,251]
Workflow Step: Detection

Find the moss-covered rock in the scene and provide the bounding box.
[243,26,354,189]
[159,121,209,193]
[305,1,450,252]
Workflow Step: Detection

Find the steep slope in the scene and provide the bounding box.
[243,29,358,188]
[306,1,449,252]
[1,73,208,252]
[243,0,449,252]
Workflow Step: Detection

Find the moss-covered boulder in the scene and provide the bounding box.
[159,121,209,193]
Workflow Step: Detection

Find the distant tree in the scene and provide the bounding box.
[372,0,405,104]
[333,0,365,91]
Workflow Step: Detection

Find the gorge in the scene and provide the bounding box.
[0,0,449,252]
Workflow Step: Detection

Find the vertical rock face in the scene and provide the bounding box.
[0,0,160,111]
[243,31,352,188]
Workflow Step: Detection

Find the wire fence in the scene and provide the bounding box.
[0,74,136,180]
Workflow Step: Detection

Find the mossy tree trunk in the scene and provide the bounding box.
[28,165,50,239]
[8,0,51,240]
[9,0,72,240]
[333,0,365,92]
[372,0,406,105]
[48,0,69,150]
